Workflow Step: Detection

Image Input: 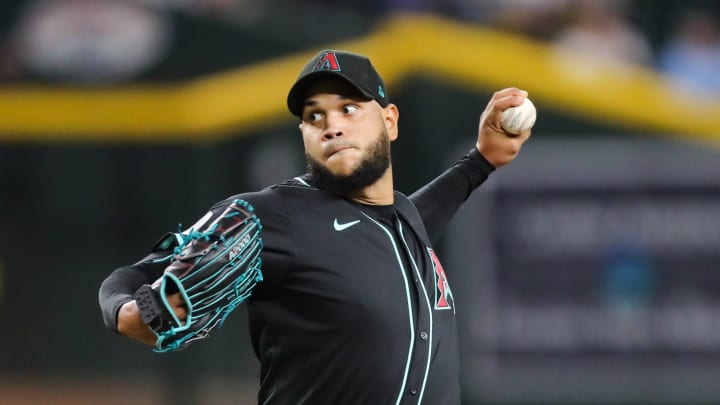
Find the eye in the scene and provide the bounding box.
[343,104,359,114]
[306,112,323,123]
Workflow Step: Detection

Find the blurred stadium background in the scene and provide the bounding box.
[1,0,720,404]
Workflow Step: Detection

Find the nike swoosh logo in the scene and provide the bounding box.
[333,219,360,231]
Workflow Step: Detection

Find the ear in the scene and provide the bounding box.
[383,103,399,141]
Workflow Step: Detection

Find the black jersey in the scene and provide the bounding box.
[99,148,494,405]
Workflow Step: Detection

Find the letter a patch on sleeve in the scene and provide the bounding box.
[427,248,455,312]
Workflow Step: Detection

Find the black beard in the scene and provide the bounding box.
[306,131,391,197]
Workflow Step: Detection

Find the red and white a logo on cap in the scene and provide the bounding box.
[427,248,454,312]
[312,51,341,72]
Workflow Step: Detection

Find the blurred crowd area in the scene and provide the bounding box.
[1,0,720,98]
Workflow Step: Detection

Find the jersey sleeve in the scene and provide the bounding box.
[409,148,495,243]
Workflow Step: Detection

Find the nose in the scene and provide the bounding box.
[322,114,343,140]
[323,129,343,140]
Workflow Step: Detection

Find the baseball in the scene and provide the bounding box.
[501,98,536,135]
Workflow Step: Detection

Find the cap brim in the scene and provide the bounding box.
[287,71,375,117]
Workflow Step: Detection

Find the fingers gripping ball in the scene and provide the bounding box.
[134,199,263,352]
[501,97,536,136]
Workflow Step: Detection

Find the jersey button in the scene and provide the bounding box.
[420,331,428,340]
[410,387,418,395]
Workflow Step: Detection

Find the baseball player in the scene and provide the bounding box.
[99,49,533,404]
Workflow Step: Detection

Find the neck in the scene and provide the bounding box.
[348,167,394,205]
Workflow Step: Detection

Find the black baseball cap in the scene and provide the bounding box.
[287,49,390,117]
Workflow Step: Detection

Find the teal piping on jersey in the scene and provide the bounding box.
[397,220,434,403]
[361,212,416,405]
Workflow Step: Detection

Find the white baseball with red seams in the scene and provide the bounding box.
[500,97,536,135]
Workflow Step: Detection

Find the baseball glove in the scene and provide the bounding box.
[134,199,263,352]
